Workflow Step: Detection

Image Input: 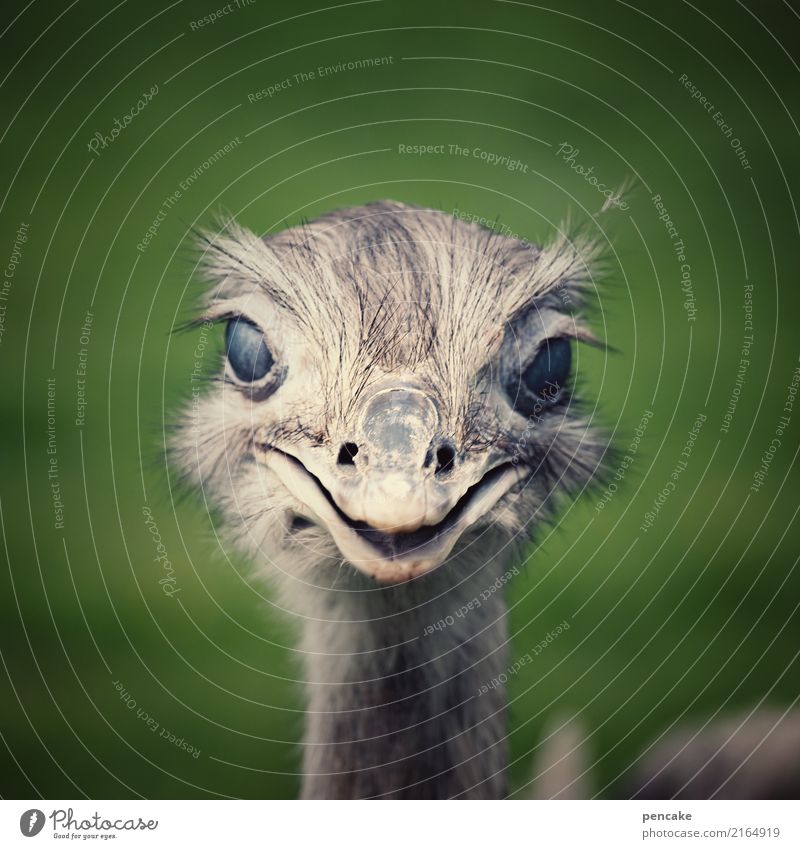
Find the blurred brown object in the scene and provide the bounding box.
[629,708,800,799]
[530,713,593,799]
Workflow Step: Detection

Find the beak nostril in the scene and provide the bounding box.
[337,442,359,466]
[435,443,456,476]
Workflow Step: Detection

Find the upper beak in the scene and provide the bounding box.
[258,384,522,582]
[330,386,451,533]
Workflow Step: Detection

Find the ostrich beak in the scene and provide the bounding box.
[258,385,524,582]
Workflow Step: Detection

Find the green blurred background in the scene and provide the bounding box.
[1,0,798,798]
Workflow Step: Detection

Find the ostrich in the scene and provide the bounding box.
[175,200,606,799]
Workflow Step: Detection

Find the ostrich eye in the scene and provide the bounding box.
[225,317,274,382]
[507,337,571,413]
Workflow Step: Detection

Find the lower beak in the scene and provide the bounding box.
[259,448,522,583]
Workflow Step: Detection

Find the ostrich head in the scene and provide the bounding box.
[177,200,605,587]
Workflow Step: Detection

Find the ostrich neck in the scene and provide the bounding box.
[297,547,514,799]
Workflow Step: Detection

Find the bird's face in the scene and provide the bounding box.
[179,202,604,584]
